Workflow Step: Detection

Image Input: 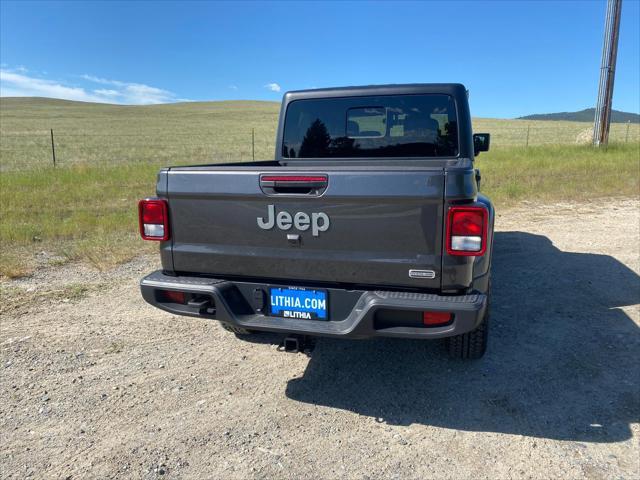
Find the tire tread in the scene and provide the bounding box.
[446,314,489,359]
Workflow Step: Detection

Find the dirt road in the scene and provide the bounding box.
[1,200,639,479]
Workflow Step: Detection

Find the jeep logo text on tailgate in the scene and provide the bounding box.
[257,205,330,237]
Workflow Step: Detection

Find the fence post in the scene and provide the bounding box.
[50,129,56,167]
[525,125,530,148]
[625,120,630,143]
[252,128,255,161]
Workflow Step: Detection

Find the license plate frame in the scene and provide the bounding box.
[269,287,328,320]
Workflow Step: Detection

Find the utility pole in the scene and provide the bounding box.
[593,0,623,147]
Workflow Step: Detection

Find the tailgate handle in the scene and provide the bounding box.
[260,175,328,195]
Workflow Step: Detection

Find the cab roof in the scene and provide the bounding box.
[283,83,468,102]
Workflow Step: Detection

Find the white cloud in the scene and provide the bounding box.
[0,67,184,105]
[228,85,238,90]
[81,73,178,104]
[264,82,281,92]
[0,70,106,103]
[81,74,127,87]
[94,89,120,97]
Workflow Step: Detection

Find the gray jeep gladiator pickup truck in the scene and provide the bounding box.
[139,83,494,359]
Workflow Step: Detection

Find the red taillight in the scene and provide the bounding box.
[451,211,483,236]
[423,311,452,326]
[446,206,488,256]
[261,175,327,183]
[139,199,170,241]
[162,290,185,304]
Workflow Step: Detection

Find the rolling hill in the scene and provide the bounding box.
[1,97,639,171]
[518,108,639,123]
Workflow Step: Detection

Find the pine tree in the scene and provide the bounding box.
[299,119,331,157]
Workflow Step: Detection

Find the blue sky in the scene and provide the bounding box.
[1,0,638,118]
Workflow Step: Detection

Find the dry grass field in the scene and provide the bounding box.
[0,98,280,169]
[1,97,638,170]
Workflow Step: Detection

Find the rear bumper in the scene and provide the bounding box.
[140,270,487,339]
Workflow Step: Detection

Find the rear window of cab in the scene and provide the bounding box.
[282,94,458,158]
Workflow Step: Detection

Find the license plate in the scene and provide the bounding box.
[269,287,328,320]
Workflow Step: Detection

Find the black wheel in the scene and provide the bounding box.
[446,279,491,359]
[220,323,255,336]
[446,312,489,359]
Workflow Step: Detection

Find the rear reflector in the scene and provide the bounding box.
[139,199,170,241]
[161,290,186,304]
[446,206,488,256]
[423,311,452,326]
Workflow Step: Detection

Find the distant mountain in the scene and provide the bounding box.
[518,108,639,123]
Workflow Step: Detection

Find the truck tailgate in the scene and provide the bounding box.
[167,167,444,290]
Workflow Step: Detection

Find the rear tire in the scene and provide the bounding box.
[446,313,489,359]
[446,279,491,359]
[220,323,255,336]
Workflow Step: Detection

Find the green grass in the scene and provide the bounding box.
[1,97,639,278]
[0,162,160,276]
[476,143,640,205]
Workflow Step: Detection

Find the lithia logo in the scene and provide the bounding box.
[257,204,330,237]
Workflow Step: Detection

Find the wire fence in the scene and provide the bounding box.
[1,121,638,171]
[0,128,277,171]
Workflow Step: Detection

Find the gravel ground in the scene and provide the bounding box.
[1,199,639,479]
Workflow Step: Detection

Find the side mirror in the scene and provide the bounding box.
[473,133,490,156]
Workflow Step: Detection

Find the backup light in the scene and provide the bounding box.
[139,199,170,241]
[446,206,488,256]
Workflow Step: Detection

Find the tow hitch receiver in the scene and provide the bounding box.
[187,296,215,315]
[278,335,315,354]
